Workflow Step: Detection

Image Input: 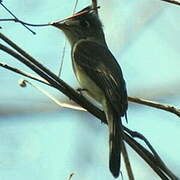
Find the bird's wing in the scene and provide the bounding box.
[73,40,127,116]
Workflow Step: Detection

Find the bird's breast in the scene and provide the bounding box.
[72,60,105,104]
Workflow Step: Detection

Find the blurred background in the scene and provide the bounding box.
[0,0,180,179]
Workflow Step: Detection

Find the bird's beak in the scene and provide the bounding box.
[51,20,67,29]
[50,9,89,30]
[50,16,80,30]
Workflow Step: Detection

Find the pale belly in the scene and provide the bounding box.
[74,63,105,104]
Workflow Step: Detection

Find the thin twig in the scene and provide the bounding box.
[58,40,66,77]
[0,0,179,33]
[124,127,178,179]
[0,2,35,34]
[0,6,101,30]
[58,0,78,77]
[59,0,78,77]
[19,79,85,111]
[0,61,48,84]
[72,0,78,14]
[67,173,75,180]
[0,18,50,27]
[124,134,171,180]
[122,142,135,180]
[128,96,180,117]
[0,62,86,111]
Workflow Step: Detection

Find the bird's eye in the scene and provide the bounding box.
[80,20,90,28]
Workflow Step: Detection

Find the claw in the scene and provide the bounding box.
[76,88,88,95]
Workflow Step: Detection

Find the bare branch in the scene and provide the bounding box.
[161,0,180,6]
[0,18,50,27]
[67,173,75,180]
[92,0,98,15]
[0,62,85,111]
[122,142,135,180]
[124,127,178,179]
[72,0,78,14]
[0,2,35,34]
[19,79,85,111]
[128,96,180,117]
[124,134,172,180]
[0,61,48,84]
[58,41,66,77]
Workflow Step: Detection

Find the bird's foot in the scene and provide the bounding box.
[76,88,88,95]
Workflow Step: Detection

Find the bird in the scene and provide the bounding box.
[52,6,128,178]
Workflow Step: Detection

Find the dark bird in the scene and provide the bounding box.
[52,6,128,178]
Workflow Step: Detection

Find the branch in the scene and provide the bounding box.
[122,142,135,180]
[124,134,172,180]
[124,127,178,179]
[0,61,48,84]
[161,0,180,6]
[0,18,50,27]
[128,96,180,117]
[67,173,75,180]
[19,79,85,112]
[0,1,36,34]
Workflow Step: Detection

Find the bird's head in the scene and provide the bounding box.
[51,6,105,46]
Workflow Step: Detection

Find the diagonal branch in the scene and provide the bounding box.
[161,0,180,6]
[0,61,48,84]
[0,1,35,34]
[122,142,135,180]
[124,127,178,179]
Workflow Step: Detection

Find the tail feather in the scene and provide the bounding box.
[105,103,123,178]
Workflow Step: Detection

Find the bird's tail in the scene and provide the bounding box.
[104,103,123,178]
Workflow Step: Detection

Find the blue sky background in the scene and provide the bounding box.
[0,0,180,179]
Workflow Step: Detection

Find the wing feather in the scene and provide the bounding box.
[73,40,128,116]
